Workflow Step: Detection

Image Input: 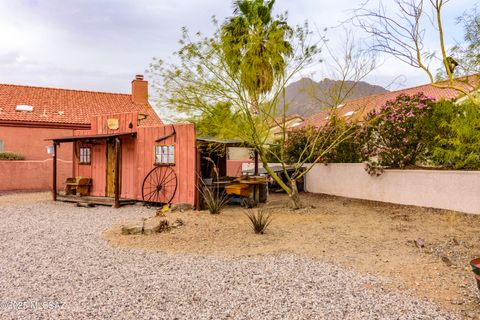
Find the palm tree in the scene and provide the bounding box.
[221,0,293,107]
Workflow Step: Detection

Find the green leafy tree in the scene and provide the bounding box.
[267,117,362,164]
[192,102,239,138]
[150,2,362,209]
[429,100,480,169]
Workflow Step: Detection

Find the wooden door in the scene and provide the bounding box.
[106,141,121,197]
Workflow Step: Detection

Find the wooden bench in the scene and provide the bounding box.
[65,177,92,196]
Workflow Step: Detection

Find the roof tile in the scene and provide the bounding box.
[0,83,162,127]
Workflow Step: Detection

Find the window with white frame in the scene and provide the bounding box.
[79,147,91,164]
[0,139,3,152]
[155,145,175,165]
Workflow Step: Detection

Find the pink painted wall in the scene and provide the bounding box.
[305,163,480,215]
[0,125,74,191]
[227,160,254,177]
[0,125,73,160]
[71,112,196,205]
[0,159,71,191]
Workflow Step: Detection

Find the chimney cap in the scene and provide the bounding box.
[135,74,144,80]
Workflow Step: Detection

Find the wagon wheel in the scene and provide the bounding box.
[142,166,177,206]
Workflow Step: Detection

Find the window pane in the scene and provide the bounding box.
[0,140,3,152]
[168,146,175,163]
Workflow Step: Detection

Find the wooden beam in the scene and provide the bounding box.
[113,137,121,208]
[254,150,259,176]
[52,143,58,201]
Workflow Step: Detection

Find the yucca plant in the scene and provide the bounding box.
[245,208,272,234]
[199,184,230,215]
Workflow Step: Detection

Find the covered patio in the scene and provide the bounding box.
[49,131,137,208]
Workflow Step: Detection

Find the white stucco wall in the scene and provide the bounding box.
[305,163,480,215]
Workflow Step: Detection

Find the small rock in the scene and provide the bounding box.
[171,218,185,228]
[414,238,425,248]
[171,203,194,212]
[121,224,143,235]
[441,256,453,267]
[76,202,95,208]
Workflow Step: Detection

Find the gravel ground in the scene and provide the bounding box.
[0,195,459,319]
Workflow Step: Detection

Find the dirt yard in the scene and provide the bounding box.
[104,192,480,316]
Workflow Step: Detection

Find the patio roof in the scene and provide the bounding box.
[196,136,247,147]
[47,132,137,143]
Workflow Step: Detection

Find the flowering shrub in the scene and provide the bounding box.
[361,93,436,175]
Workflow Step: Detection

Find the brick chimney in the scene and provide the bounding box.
[131,74,148,104]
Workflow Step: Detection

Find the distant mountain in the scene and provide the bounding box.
[278,78,389,117]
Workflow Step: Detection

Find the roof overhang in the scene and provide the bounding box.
[196,136,248,148]
[47,132,137,143]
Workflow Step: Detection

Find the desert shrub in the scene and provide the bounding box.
[0,152,25,160]
[360,93,436,174]
[245,208,272,234]
[428,100,480,169]
[266,116,362,164]
[198,183,230,214]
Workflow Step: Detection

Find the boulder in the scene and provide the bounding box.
[121,223,143,235]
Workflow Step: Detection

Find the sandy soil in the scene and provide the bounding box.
[104,192,480,316]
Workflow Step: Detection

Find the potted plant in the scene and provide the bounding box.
[470,258,480,291]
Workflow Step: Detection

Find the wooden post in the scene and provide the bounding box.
[52,142,57,201]
[195,147,201,211]
[113,138,121,208]
[254,150,259,176]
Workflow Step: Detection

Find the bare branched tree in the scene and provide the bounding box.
[354,0,479,105]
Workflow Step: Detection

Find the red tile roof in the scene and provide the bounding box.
[304,75,480,127]
[0,83,162,127]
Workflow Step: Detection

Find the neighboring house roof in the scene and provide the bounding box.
[304,74,480,127]
[269,114,304,129]
[0,83,162,128]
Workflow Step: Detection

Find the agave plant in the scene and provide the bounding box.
[245,208,272,234]
[199,183,230,215]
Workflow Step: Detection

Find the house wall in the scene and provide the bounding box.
[136,124,196,205]
[71,113,196,205]
[0,125,74,191]
[305,163,480,215]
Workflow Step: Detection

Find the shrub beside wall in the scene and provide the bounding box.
[285,93,480,173]
[0,152,25,160]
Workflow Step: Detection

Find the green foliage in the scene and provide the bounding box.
[428,100,480,169]
[266,116,362,164]
[221,0,293,99]
[244,208,272,234]
[192,102,239,138]
[0,152,25,160]
[360,93,436,174]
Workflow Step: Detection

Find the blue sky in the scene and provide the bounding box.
[0,0,476,97]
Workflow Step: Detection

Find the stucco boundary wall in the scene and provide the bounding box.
[0,159,72,191]
[241,162,480,215]
[304,163,480,215]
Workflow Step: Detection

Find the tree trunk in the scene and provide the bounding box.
[288,179,302,210]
